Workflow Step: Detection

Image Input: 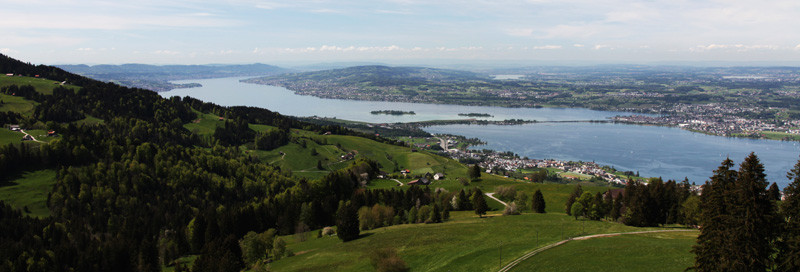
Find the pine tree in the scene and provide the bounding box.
[336,201,360,242]
[693,158,737,272]
[730,153,779,271]
[532,189,546,213]
[777,157,800,271]
[472,189,488,218]
[768,182,781,201]
[692,154,780,272]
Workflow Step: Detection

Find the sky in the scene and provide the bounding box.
[2,0,800,65]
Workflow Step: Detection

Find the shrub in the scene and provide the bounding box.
[503,202,521,216]
[495,185,517,201]
[322,226,336,236]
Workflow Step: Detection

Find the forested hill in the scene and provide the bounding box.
[0,54,396,271]
[246,65,489,86]
[56,63,291,92]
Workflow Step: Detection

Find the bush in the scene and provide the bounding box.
[369,248,409,272]
[495,185,517,201]
[503,202,521,216]
[322,226,336,236]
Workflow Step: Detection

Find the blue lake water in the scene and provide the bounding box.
[162,77,800,187]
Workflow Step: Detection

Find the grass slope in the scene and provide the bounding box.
[0,169,57,218]
[510,230,699,272]
[0,75,79,95]
[271,211,674,272]
[0,93,38,116]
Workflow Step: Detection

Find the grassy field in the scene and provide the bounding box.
[270,211,676,272]
[0,129,24,145]
[510,230,699,272]
[0,169,57,218]
[184,111,224,137]
[0,93,38,116]
[0,75,79,95]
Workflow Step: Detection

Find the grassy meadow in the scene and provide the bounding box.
[270,211,682,272]
[510,230,699,272]
[0,169,57,218]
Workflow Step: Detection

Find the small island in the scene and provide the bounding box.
[458,113,493,117]
[371,110,416,115]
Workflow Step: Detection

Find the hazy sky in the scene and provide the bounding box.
[2,0,800,65]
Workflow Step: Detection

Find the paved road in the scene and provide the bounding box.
[497,229,697,272]
[485,193,509,207]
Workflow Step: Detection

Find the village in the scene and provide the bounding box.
[613,103,800,140]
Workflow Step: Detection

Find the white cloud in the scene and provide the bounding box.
[573,44,585,47]
[0,48,17,54]
[692,44,781,52]
[593,44,611,50]
[532,45,561,50]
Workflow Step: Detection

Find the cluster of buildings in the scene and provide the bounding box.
[613,103,800,139]
[445,148,629,185]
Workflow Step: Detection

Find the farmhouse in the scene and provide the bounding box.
[433,173,445,180]
[8,125,20,131]
[407,177,430,186]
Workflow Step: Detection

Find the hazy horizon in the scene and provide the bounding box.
[3,0,800,65]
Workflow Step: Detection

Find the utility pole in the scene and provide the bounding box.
[499,241,502,270]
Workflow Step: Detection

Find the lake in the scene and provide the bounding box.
[162,77,800,187]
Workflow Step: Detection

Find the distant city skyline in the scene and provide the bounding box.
[2,0,800,65]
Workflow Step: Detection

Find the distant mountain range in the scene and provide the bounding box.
[247,65,489,86]
[57,63,291,92]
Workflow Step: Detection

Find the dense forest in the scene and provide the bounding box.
[0,54,403,271]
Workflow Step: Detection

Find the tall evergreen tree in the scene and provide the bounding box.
[336,201,360,242]
[693,158,738,272]
[692,154,779,272]
[472,189,488,218]
[768,182,781,202]
[777,157,800,271]
[731,153,779,271]
[532,189,546,213]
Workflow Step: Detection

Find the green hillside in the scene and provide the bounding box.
[511,231,699,271]
[0,75,79,95]
[270,211,677,272]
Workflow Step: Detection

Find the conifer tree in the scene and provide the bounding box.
[692,154,779,271]
[777,157,800,271]
[336,201,360,242]
[693,158,737,272]
[532,189,546,213]
[768,182,781,201]
[731,153,778,271]
[472,189,488,218]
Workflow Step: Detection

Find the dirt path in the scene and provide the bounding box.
[269,152,286,164]
[19,129,43,143]
[497,229,697,272]
[391,179,403,186]
[485,193,509,208]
